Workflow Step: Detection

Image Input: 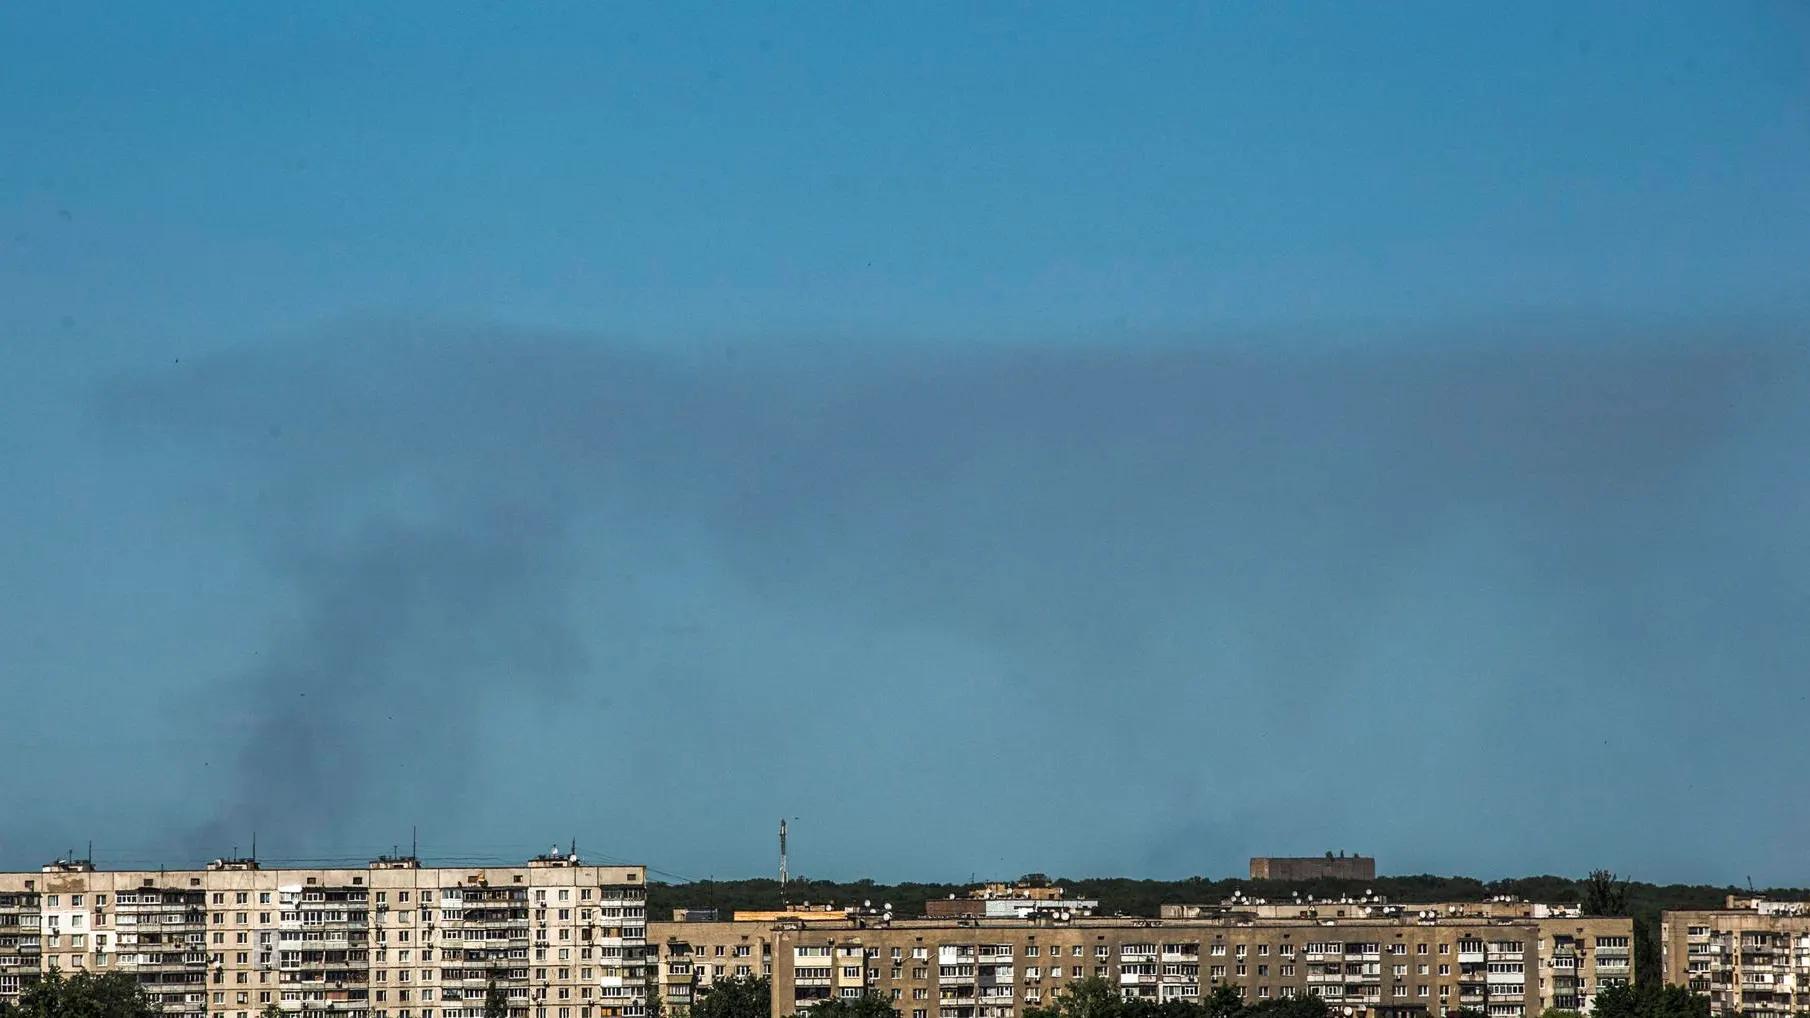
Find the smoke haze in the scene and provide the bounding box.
[5,1,1808,885]
[73,317,1810,879]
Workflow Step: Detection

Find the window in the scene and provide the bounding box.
[1416,944,1428,955]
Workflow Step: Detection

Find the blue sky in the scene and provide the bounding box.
[2,3,1807,885]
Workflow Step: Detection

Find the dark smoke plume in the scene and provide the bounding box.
[97,318,1810,874]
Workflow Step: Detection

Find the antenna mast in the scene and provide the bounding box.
[778,819,789,901]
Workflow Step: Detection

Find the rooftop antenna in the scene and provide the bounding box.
[412,826,419,859]
[251,832,257,862]
[779,819,789,900]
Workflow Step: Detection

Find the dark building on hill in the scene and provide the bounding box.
[1250,851,1376,881]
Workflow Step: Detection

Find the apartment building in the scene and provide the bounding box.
[1661,897,1810,1017]
[650,905,1635,1018]
[649,920,779,1015]
[0,854,649,1018]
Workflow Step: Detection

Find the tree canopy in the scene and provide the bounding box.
[0,970,161,1018]
[1026,978,1327,1018]
[1592,983,1711,1018]
[484,976,510,1018]
[694,977,773,1018]
[794,994,897,1018]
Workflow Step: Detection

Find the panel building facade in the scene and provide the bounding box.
[0,855,648,1018]
[1661,897,1810,1017]
[650,903,1634,1018]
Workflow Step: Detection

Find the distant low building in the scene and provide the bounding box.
[926,880,1099,919]
[1251,852,1377,881]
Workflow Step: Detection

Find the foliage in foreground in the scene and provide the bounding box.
[794,995,900,1018]
[1026,978,1327,1018]
[1591,983,1711,1018]
[0,970,162,1018]
[692,977,774,1018]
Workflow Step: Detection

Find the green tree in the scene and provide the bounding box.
[1241,995,1327,1018]
[1026,978,1122,1018]
[1538,1009,1585,1018]
[0,969,162,1018]
[1634,917,1662,987]
[484,975,510,1018]
[797,994,898,1018]
[1119,999,1202,1018]
[1203,987,1244,1018]
[1593,983,1710,1018]
[692,977,772,1018]
[1585,871,1630,916]
[1450,1009,1488,1018]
